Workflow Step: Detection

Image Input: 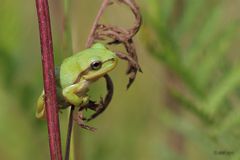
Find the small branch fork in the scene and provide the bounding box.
[35,0,63,160]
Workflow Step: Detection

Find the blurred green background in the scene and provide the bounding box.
[1,0,240,160]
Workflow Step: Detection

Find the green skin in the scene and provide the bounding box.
[36,43,118,119]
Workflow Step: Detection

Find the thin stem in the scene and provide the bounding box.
[86,0,111,47]
[63,0,73,55]
[35,0,63,160]
[65,106,75,160]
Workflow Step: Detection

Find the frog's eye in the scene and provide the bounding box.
[91,60,102,70]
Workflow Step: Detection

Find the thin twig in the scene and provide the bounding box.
[86,0,112,47]
[35,0,63,159]
[65,106,75,160]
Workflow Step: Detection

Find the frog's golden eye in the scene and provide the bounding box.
[91,60,102,70]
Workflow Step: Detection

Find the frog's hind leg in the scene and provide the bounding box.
[36,91,46,119]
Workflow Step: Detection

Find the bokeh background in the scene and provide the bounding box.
[1,0,240,160]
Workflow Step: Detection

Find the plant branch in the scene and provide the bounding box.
[86,0,112,48]
[35,0,63,160]
[65,106,75,160]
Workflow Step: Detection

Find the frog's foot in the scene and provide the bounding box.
[36,92,46,119]
[77,99,103,121]
[74,111,97,132]
[81,96,89,106]
[85,97,106,122]
[79,100,98,112]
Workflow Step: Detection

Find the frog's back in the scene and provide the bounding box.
[60,55,82,88]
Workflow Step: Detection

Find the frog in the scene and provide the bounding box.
[36,43,118,123]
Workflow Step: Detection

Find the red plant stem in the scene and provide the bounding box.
[35,0,63,160]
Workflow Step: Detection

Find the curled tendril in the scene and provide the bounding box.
[87,0,142,89]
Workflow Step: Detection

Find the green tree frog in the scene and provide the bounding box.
[36,43,118,119]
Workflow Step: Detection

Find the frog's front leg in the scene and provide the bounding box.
[62,80,90,107]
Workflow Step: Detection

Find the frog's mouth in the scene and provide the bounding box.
[82,58,118,81]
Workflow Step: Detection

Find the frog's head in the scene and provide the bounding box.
[79,43,118,81]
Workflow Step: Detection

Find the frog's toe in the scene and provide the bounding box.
[82,96,89,105]
[36,96,45,119]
